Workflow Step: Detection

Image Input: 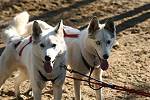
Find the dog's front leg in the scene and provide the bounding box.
[52,83,63,100]
[73,73,81,100]
[31,77,44,100]
[94,68,103,100]
[32,82,42,100]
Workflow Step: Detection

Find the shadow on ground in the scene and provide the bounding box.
[0,3,149,55]
[79,3,150,33]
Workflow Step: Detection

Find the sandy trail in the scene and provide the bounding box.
[0,0,150,99]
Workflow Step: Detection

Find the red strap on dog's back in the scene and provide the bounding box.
[19,36,32,56]
[63,30,79,38]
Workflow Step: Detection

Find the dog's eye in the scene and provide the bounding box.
[96,41,101,45]
[107,40,111,44]
[40,43,45,48]
[51,44,56,48]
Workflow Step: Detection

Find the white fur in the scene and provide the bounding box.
[65,18,116,100]
[1,11,29,44]
[0,12,67,100]
[12,16,116,100]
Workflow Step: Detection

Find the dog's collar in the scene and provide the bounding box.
[63,29,79,38]
[38,71,59,83]
[81,53,93,70]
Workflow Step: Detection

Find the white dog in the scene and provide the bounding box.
[65,17,116,100]
[12,14,116,100]
[0,12,67,100]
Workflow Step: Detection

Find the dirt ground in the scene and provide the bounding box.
[0,0,150,100]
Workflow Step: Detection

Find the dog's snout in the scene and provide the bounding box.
[45,56,51,61]
[103,54,109,59]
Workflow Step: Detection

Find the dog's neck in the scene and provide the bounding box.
[79,30,101,68]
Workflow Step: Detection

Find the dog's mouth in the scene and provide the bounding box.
[95,50,109,71]
[43,60,55,73]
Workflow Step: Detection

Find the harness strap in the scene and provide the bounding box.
[14,41,21,48]
[63,29,79,38]
[38,71,60,83]
[19,36,32,56]
[81,53,92,70]
[38,71,49,81]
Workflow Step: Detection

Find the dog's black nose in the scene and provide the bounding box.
[45,56,51,61]
[103,54,109,59]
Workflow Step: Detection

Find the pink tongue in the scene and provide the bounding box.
[44,62,52,73]
[100,59,109,71]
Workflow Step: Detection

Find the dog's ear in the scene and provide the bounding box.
[32,21,42,43]
[104,18,116,38]
[104,18,115,33]
[88,16,99,39]
[54,20,64,38]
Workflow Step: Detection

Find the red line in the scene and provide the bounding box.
[19,36,32,56]
[64,30,79,38]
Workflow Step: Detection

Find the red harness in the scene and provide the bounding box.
[16,31,79,56]
[64,30,79,38]
[18,36,32,56]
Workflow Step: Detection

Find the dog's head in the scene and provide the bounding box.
[87,17,116,70]
[32,20,66,73]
